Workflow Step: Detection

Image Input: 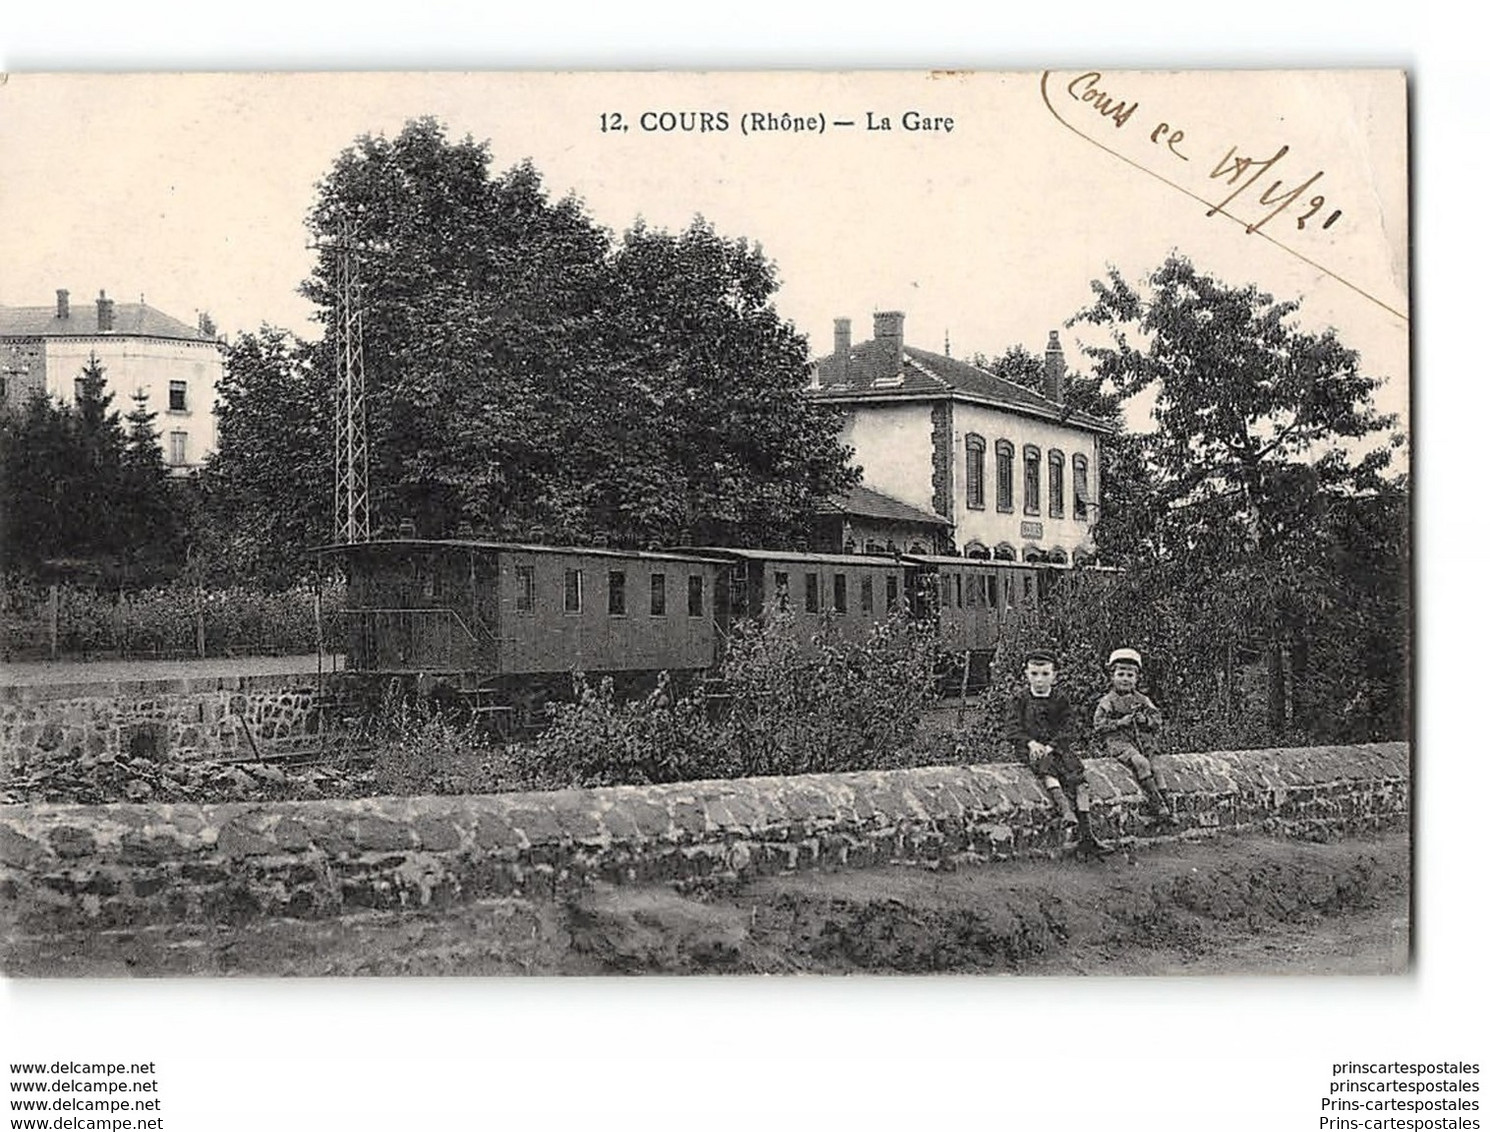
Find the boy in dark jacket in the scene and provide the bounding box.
[1004,648,1109,860]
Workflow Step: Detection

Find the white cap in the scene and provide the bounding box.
[1108,648,1142,669]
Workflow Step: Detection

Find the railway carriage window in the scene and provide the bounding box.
[650,573,666,616]
[564,568,582,613]
[860,576,874,614]
[805,574,820,613]
[887,574,899,611]
[609,570,628,615]
[940,575,951,607]
[515,565,535,612]
[774,571,790,611]
[833,573,847,614]
[1073,454,1091,520]
[1023,575,1034,601]
[1003,575,1014,611]
[966,434,987,509]
[687,575,705,618]
[955,573,963,608]
[996,440,1014,512]
[1024,445,1042,515]
[1049,450,1066,518]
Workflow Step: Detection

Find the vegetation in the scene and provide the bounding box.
[535,608,942,786]
[0,579,340,660]
[0,354,185,583]
[287,117,856,553]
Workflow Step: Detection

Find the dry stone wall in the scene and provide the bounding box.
[0,743,1407,941]
[0,673,325,776]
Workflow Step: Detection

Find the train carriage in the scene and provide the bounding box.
[689,547,912,647]
[902,554,1044,654]
[317,538,1069,725]
[320,539,726,686]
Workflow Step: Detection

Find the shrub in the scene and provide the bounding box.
[0,576,344,659]
[534,607,943,787]
[364,685,532,796]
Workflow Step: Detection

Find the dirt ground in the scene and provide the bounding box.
[5,830,1409,977]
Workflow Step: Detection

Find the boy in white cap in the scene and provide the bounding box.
[1093,648,1178,828]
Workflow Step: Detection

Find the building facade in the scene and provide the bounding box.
[0,289,223,475]
[810,311,1110,564]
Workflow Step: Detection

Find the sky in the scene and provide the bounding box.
[0,70,1408,428]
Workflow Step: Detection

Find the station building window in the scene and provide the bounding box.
[1024,445,1041,515]
[996,440,1015,512]
[1073,454,1091,520]
[966,434,986,509]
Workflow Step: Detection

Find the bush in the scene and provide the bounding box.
[364,685,537,796]
[534,607,943,787]
[0,576,344,659]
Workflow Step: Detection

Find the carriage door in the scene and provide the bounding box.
[470,548,502,671]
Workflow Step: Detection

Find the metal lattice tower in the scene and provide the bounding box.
[332,218,370,544]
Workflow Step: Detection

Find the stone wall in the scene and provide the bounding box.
[0,673,326,775]
[0,743,1407,940]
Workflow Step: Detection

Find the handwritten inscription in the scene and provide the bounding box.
[1055,71,1342,237]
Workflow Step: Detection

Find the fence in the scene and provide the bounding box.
[0,579,345,661]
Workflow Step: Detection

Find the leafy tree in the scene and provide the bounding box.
[194,327,333,586]
[300,117,857,548]
[1071,253,1401,568]
[1064,253,1406,736]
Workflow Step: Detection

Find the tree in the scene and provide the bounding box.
[0,355,182,581]
[119,388,184,575]
[299,117,857,548]
[1071,253,1401,568]
[0,391,79,572]
[195,327,333,586]
[1067,253,1406,736]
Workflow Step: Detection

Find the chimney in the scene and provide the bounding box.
[56,289,70,320]
[198,311,217,338]
[96,290,115,333]
[1044,330,1065,405]
[833,318,851,359]
[872,310,905,380]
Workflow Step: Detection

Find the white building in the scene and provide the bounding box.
[809,311,1111,564]
[0,288,223,475]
